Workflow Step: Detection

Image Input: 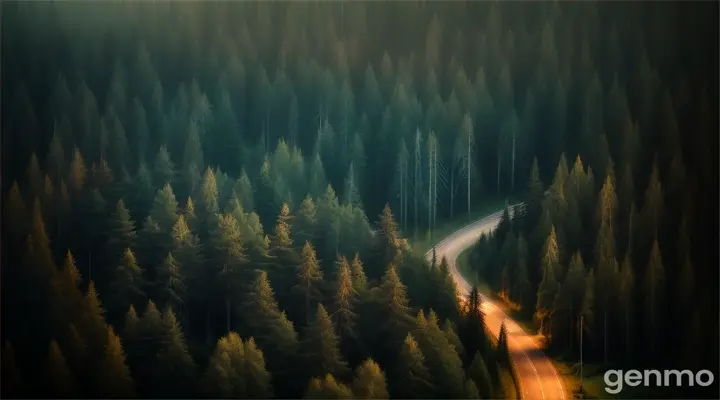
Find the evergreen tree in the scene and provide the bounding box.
[44,340,77,398]
[155,252,186,314]
[350,253,368,294]
[150,183,180,232]
[107,248,146,323]
[434,257,460,322]
[333,255,358,340]
[153,145,175,187]
[244,337,274,398]
[242,270,301,397]
[107,199,138,263]
[272,203,294,250]
[69,147,87,192]
[294,195,318,247]
[496,321,510,367]
[468,351,494,398]
[551,251,586,352]
[210,213,248,332]
[581,269,595,346]
[201,331,246,398]
[303,303,350,380]
[373,204,404,278]
[351,359,389,399]
[442,319,464,358]
[153,308,196,398]
[295,242,323,321]
[413,310,465,398]
[463,379,481,399]
[643,238,664,355]
[97,326,136,399]
[618,254,634,360]
[392,334,434,398]
[304,374,353,399]
[459,285,489,364]
[536,225,560,335]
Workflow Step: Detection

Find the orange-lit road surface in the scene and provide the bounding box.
[426,207,567,400]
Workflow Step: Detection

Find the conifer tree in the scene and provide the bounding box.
[352,359,389,399]
[107,199,138,263]
[294,241,324,323]
[153,308,196,398]
[643,238,664,354]
[4,181,29,245]
[122,305,141,373]
[107,248,146,323]
[459,285,489,364]
[137,300,166,363]
[374,205,403,278]
[25,152,44,199]
[183,197,198,232]
[97,326,136,399]
[442,319,465,358]
[44,340,77,398]
[235,169,255,212]
[463,379,481,399]
[551,251,586,351]
[153,145,175,187]
[618,255,634,360]
[45,131,66,181]
[80,281,109,369]
[434,257,460,322]
[333,256,357,340]
[303,303,350,380]
[536,225,560,335]
[294,195,318,247]
[201,331,246,398]
[210,213,248,332]
[244,337,273,398]
[272,203,294,250]
[525,157,544,224]
[581,269,595,344]
[512,235,534,314]
[69,147,87,192]
[376,264,412,332]
[150,183,180,232]
[155,253,185,314]
[496,321,510,367]
[413,310,465,398]
[304,374,353,399]
[350,253,368,293]
[242,270,300,397]
[392,334,434,398]
[468,351,494,398]
[55,250,85,325]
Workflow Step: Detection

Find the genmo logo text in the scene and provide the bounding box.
[604,369,715,394]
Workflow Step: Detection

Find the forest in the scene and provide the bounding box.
[1,1,718,399]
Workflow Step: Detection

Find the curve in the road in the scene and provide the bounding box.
[425,207,567,400]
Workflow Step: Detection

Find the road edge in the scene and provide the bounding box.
[423,205,569,400]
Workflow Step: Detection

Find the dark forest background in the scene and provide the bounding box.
[1,1,718,399]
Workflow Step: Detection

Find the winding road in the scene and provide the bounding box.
[425,207,567,400]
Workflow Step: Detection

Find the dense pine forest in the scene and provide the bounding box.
[461,1,719,398]
[1,1,718,399]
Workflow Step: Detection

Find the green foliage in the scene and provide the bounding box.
[302,303,350,380]
[351,359,389,399]
[3,2,716,398]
